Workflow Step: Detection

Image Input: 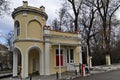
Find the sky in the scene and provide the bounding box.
[0,0,63,33]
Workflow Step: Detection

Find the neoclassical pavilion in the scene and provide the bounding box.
[12,1,82,78]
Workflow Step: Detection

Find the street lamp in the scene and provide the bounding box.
[58,43,61,78]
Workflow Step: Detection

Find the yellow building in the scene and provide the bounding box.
[12,1,82,78]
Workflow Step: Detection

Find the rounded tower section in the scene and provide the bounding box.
[12,1,48,78]
[12,1,48,40]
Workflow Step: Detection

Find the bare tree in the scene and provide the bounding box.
[6,31,14,51]
[89,0,120,65]
[68,0,83,31]
[0,0,10,16]
[51,0,120,66]
[5,31,14,69]
[51,18,59,30]
[51,3,74,32]
[80,0,98,67]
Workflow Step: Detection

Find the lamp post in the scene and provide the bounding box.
[86,45,89,67]
[58,43,61,78]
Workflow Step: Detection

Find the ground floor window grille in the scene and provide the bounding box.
[56,49,63,66]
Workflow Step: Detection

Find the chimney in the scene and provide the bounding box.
[23,1,28,6]
[40,6,45,12]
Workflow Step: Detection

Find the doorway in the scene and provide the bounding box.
[28,48,39,75]
[66,49,75,71]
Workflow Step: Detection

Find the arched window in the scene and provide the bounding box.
[15,21,20,36]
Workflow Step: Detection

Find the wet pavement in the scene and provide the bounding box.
[74,70,120,80]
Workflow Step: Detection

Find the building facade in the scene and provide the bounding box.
[12,1,82,78]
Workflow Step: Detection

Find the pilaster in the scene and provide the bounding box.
[13,51,18,77]
[44,29,50,75]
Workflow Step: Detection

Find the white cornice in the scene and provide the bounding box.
[44,34,80,41]
[14,39,44,43]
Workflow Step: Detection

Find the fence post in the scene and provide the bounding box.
[56,72,59,79]
[30,75,32,80]
[79,63,81,75]
[75,69,77,75]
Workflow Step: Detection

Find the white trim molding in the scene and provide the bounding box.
[14,19,21,38]
[78,47,82,64]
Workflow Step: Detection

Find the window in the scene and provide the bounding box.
[67,49,69,63]
[56,49,63,66]
[15,21,20,36]
[66,49,74,63]
[70,49,74,63]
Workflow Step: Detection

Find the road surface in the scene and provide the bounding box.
[74,70,120,80]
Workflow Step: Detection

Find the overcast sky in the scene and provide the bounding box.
[0,0,63,33]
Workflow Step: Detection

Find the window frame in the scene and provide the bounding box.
[15,21,20,36]
[66,48,74,64]
[54,48,65,67]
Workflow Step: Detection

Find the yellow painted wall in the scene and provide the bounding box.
[50,30,78,37]
[50,38,78,45]
[50,45,67,74]
[49,30,79,44]
[74,47,80,64]
[28,20,42,39]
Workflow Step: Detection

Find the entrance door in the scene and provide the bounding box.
[28,48,39,74]
[33,58,39,73]
[66,49,75,71]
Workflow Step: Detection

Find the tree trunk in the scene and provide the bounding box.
[86,38,92,67]
[74,15,78,31]
[103,21,111,65]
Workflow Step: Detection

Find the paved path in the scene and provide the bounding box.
[1,71,78,80]
[74,70,120,80]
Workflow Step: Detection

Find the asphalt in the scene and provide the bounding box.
[74,69,120,80]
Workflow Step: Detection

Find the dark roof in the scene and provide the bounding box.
[0,44,8,50]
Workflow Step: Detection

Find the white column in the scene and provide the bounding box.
[78,33,82,64]
[59,43,61,77]
[79,47,82,64]
[25,53,28,78]
[45,43,50,75]
[44,29,50,75]
[40,52,44,75]
[21,52,29,78]
[13,52,18,77]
